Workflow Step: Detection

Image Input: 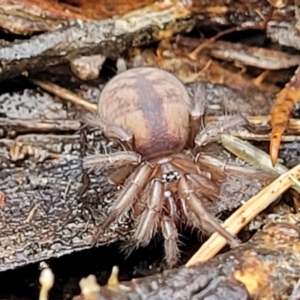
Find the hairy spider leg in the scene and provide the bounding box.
[178,175,239,248]
[197,153,275,181]
[108,164,137,186]
[93,163,153,242]
[133,180,164,246]
[187,86,206,147]
[81,112,133,147]
[83,151,141,170]
[184,173,220,202]
[161,215,180,267]
[168,155,220,201]
[194,115,247,147]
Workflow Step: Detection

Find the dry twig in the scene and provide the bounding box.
[186,161,300,267]
[270,66,300,166]
[30,79,98,113]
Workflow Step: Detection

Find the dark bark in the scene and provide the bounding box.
[0,8,194,81]
[192,0,292,28]
[0,0,298,83]
[192,0,298,50]
[73,216,300,300]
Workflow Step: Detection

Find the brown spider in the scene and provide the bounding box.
[82,67,246,266]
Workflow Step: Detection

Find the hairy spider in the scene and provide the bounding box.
[82,67,247,266]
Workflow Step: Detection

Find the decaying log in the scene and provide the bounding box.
[192,0,299,50]
[0,0,158,33]
[0,0,299,83]
[192,0,292,28]
[0,3,194,82]
[73,212,300,300]
[0,88,83,135]
[0,0,71,35]
[267,20,300,50]
[0,131,128,272]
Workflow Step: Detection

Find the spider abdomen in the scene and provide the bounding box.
[98,67,192,159]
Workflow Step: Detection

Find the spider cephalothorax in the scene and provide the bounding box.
[82,67,246,266]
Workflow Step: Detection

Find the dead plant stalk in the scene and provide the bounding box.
[186,161,300,267]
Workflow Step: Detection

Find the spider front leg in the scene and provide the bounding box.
[93,163,153,241]
[83,151,141,170]
[133,180,164,246]
[169,156,221,201]
[108,164,136,186]
[196,153,275,181]
[82,112,140,175]
[81,112,133,148]
[161,216,180,267]
[178,175,239,248]
[195,115,247,147]
[188,173,220,202]
[188,83,206,146]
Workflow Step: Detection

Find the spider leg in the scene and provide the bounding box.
[178,175,239,248]
[188,84,206,146]
[109,156,162,187]
[133,180,164,246]
[196,153,232,175]
[161,216,180,267]
[93,163,153,241]
[108,164,136,186]
[188,173,220,202]
[194,115,247,147]
[169,155,217,187]
[83,151,141,170]
[81,113,133,146]
[195,153,227,182]
[197,153,275,181]
[169,155,202,174]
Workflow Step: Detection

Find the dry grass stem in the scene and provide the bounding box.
[221,134,300,194]
[186,161,300,267]
[30,78,300,134]
[30,79,98,113]
[206,115,300,131]
[232,132,300,142]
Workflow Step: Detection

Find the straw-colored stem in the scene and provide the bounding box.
[30,79,98,113]
[186,161,300,267]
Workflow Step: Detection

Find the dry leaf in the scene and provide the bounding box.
[270,66,300,166]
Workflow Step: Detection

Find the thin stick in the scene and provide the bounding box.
[30,79,98,113]
[29,78,300,133]
[231,132,300,142]
[205,115,300,131]
[186,161,300,267]
[221,134,300,194]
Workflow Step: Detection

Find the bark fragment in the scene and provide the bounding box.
[74,214,300,300]
[0,3,194,81]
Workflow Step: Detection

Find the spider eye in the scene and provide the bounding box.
[162,171,180,183]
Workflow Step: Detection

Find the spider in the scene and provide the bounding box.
[82,66,247,266]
